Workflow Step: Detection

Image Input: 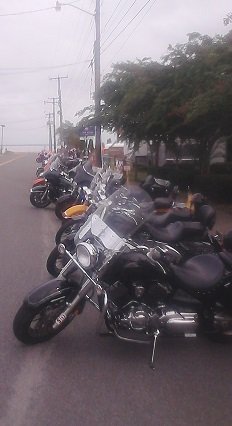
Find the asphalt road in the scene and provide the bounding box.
[0,153,232,426]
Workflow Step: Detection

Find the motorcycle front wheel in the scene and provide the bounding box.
[30,191,51,208]
[13,293,80,344]
[55,218,85,244]
[36,167,44,177]
[46,245,71,277]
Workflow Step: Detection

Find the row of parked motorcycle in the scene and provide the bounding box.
[13,152,232,369]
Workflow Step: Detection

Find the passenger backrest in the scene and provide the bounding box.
[195,204,216,229]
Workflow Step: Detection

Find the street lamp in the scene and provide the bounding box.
[55,1,102,167]
[0,125,6,155]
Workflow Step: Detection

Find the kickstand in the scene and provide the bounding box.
[150,330,160,370]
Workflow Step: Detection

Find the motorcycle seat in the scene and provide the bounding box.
[153,197,173,210]
[170,254,224,291]
[144,221,204,244]
[219,250,232,270]
[148,208,192,228]
[194,204,216,230]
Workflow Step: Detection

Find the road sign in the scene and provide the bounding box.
[78,126,95,137]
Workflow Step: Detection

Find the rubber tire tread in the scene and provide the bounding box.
[13,301,74,345]
[30,191,51,208]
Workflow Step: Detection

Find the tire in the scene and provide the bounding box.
[13,292,79,345]
[46,245,71,277]
[36,167,44,177]
[55,200,75,220]
[55,218,85,244]
[30,190,51,208]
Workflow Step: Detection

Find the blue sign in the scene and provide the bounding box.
[78,126,95,137]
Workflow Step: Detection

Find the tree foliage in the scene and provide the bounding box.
[100,31,232,172]
[75,30,232,173]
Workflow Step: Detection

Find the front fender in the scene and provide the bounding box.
[25,278,78,309]
[30,184,47,193]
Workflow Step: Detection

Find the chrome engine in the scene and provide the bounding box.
[116,302,198,336]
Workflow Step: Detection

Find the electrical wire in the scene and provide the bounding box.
[101,0,153,54]
[101,0,138,48]
[102,0,123,32]
[0,61,91,76]
[0,6,55,17]
[0,1,81,17]
[9,126,47,132]
[5,118,44,124]
[102,0,157,74]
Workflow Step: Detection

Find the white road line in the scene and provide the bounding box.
[0,154,27,167]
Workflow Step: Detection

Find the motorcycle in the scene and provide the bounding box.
[30,157,75,208]
[48,189,216,277]
[13,186,232,368]
[47,170,125,276]
[54,160,96,220]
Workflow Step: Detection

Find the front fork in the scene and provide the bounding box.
[53,246,160,369]
[53,247,107,330]
[41,186,50,201]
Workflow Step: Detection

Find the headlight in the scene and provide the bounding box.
[76,242,98,269]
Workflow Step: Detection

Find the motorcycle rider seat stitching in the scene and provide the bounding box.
[170,254,225,291]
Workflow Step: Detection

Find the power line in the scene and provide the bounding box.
[101,0,138,48]
[102,0,123,32]
[0,6,54,17]
[5,118,44,124]
[0,100,43,107]
[0,1,80,17]
[102,0,157,74]
[8,126,47,132]
[101,0,153,54]
[0,60,90,76]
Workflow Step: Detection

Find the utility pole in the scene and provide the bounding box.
[46,113,53,151]
[50,75,68,148]
[54,1,102,167]
[45,98,58,152]
[0,124,5,154]
[94,0,102,167]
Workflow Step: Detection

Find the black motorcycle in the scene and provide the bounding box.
[30,168,74,208]
[13,186,232,368]
[54,160,95,219]
[47,190,216,277]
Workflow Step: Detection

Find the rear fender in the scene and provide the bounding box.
[25,278,79,309]
[32,178,46,187]
[56,193,74,205]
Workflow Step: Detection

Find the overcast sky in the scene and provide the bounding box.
[0,0,231,151]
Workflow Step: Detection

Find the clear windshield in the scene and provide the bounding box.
[74,185,153,250]
[49,155,61,171]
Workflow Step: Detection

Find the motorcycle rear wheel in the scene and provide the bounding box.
[30,191,51,208]
[13,296,77,344]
